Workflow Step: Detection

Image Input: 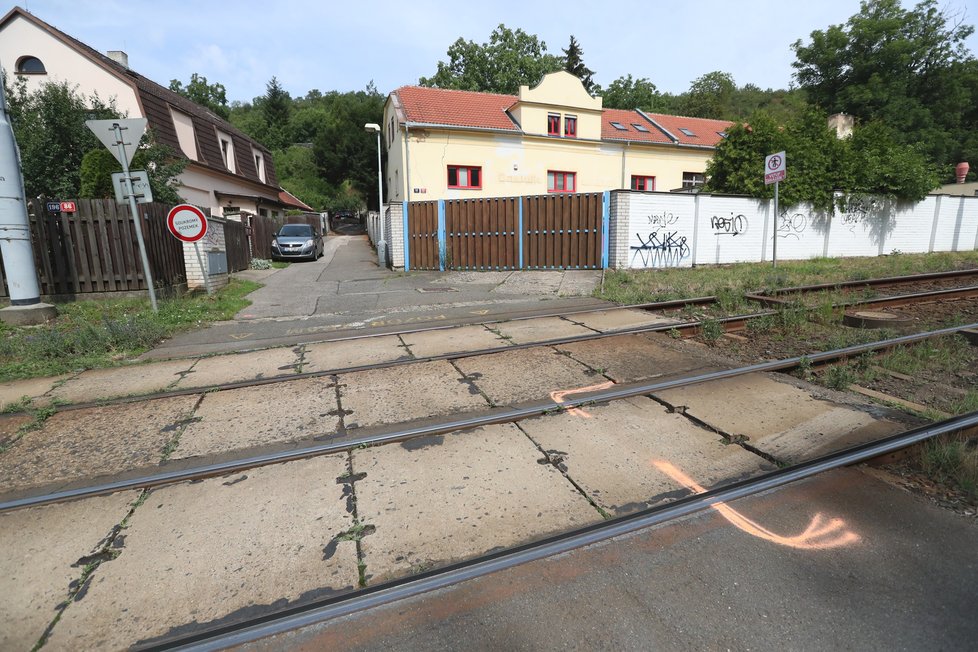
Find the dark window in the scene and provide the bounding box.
[610,121,627,131]
[15,56,46,74]
[448,165,482,189]
[631,123,649,132]
[678,127,696,137]
[547,114,561,136]
[564,116,577,138]
[682,172,705,188]
[547,170,576,193]
[717,131,728,138]
[631,175,655,191]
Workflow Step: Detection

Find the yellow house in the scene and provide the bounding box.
[383,71,733,203]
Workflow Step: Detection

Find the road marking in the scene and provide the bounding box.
[550,381,615,419]
[652,459,860,550]
[229,333,253,340]
[471,309,490,315]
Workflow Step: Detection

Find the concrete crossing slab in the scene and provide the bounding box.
[172,377,339,460]
[655,373,904,464]
[0,491,138,652]
[520,396,775,515]
[0,396,199,494]
[491,316,595,344]
[400,325,509,358]
[175,347,301,389]
[339,361,487,430]
[0,375,67,409]
[567,308,677,332]
[353,424,601,584]
[45,457,357,650]
[558,333,715,383]
[302,335,407,373]
[454,347,600,406]
[47,360,195,404]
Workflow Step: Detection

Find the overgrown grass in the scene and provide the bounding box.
[0,279,261,381]
[596,251,978,304]
[917,435,978,500]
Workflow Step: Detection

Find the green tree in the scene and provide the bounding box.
[792,0,977,169]
[168,73,230,119]
[562,35,596,93]
[599,75,662,111]
[678,71,736,119]
[255,76,293,150]
[79,135,187,204]
[420,25,563,94]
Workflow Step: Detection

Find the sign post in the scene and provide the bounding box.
[764,151,786,268]
[85,118,158,311]
[165,204,211,295]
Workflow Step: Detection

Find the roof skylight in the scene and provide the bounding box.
[610,121,628,130]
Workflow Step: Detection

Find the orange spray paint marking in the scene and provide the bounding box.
[652,459,860,550]
[549,381,615,419]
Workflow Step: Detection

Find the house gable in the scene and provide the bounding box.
[510,71,603,140]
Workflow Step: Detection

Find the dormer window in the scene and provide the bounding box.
[15,56,46,74]
[217,130,235,173]
[564,116,577,138]
[252,147,266,182]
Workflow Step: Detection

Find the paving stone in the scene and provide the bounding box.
[46,457,357,650]
[175,347,302,389]
[173,377,339,460]
[0,375,66,409]
[339,361,486,430]
[354,424,600,583]
[47,360,195,404]
[0,492,138,651]
[655,373,903,464]
[567,308,678,332]
[491,316,595,344]
[303,335,408,373]
[558,333,718,383]
[454,347,600,406]
[520,396,775,515]
[492,272,563,295]
[0,396,199,493]
[557,270,601,296]
[400,325,510,358]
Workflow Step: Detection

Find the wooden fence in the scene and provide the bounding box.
[406,192,607,271]
[223,219,251,272]
[0,199,186,298]
[249,213,323,260]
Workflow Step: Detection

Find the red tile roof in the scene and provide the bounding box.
[279,189,315,212]
[601,109,674,144]
[642,112,733,147]
[395,86,519,131]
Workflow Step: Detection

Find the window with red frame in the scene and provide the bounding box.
[547,114,561,136]
[547,170,576,193]
[564,115,577,138]
[631,175,655,191]
[447,165,482,189]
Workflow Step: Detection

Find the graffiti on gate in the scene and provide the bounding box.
[777,212,808,239]
[711,213,748,236]
[630,230,690,268]
[647,211,680,228]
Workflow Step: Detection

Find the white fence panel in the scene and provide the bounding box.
[886,196,938,254]
[626,193,696,268]
[772,205,828,261]
[697,195,767,265]
[932,196,978,252]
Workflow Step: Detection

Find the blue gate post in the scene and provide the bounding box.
[402,201,410,272]
[601,191,611,269]
[437,199,447,271]
[518,196,524,270]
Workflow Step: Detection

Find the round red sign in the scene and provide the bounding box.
[166,204,208,243]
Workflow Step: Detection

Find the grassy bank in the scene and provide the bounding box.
[0,279,260,381]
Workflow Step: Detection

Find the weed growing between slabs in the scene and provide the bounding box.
[0,279,261,381]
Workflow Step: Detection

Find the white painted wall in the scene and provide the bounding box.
[616,190,978,269]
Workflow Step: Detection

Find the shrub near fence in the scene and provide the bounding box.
[0,198,186,299]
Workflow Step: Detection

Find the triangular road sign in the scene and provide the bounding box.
[85,118,147,167]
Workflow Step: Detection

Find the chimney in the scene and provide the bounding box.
[955,162,970,184]
[106,50,129,69]
[827,113,854,139]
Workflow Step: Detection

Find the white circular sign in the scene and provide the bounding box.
[166,204,208,243]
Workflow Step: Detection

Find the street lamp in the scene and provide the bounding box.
[364,122,386,267]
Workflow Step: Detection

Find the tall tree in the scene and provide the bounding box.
[260,77,293,150]
[420,25,563,94]
[792,0,978,169]
[168,73,230,119]
[678,71,736,119]
[599,75,662,111]
[562,35,596,93]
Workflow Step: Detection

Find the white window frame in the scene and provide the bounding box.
[217,130,236,173]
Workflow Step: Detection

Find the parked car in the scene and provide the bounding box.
[270,223,324,261]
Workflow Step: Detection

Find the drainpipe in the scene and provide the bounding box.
[404,124,412,204]
[620,142,630,189]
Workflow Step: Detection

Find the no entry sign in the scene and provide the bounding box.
[166,204,208,243]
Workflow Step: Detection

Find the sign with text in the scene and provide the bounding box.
[765,151,786,185]
[60,201,77,213]
[166,204,208,243]
[46,201,62,213]
[111,170,153,205]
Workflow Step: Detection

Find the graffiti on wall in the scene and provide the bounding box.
[630,231,690,268]
[647,211,680,228]
[711,213,748,236]
[777,212,808,239]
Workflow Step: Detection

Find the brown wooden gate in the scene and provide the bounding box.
[224,219,252,272]
[406,192,605,271]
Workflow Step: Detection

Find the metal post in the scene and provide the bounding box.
[114,123,158,311]
[193,242,212,295]
[772,181,779,269]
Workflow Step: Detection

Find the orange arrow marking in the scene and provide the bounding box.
[549,381,615,418]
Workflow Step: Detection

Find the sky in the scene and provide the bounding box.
[11,0,978,103]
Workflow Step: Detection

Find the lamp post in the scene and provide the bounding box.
[364,123,386,267]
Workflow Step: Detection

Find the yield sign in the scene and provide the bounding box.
[85,118,147,167]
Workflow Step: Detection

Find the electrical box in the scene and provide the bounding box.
[207,251,228,275]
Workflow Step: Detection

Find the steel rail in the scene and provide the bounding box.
[3,322,974,514]
[148,408,978,652]
[764,267,978,295]
[748,284,978,309]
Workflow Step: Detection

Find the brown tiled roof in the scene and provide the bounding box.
[279,189,315,211]
[394,86,519,131]
[601,109,674,144]
[1,7,279,189]
[642,112,733,147]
